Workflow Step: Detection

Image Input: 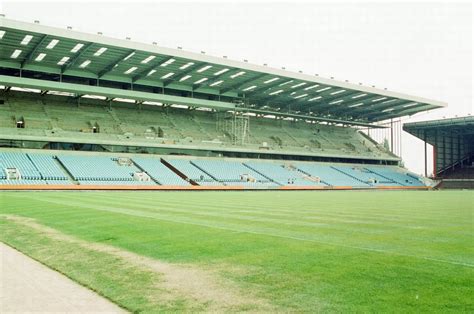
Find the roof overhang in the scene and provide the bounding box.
[0,75,385,128]
[403,116,474,143]
[0,17,447,123]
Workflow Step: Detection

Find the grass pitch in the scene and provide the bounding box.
[1,190,473,312]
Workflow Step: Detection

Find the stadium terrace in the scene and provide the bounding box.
[0,17,446,189]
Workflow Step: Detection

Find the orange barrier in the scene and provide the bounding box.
[0,184,431,191]
[374,185,431,190]
[0,184,243,191]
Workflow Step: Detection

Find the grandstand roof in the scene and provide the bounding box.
[0,17,446,124]
[404,116,474,139]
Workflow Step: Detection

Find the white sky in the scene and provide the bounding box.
[0,0,472,175]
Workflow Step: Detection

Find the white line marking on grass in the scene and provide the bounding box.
[19,194,474,268]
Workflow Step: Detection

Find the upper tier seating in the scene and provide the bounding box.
[0,93,394,160]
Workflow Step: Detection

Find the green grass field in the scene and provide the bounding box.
[1,190,473,312]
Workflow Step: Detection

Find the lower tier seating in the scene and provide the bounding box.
[57,155,140,181]
[0,150,426,188]
[191,159,276,187]
[295,163,370,187]
[132,157,190,186]
[244,161,325,186]
[165,159,221,185]
[0,152,42,179]
[365,166,425,186]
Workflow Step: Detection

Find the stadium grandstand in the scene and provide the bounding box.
[404,116,474,189]
[0,17,447,190]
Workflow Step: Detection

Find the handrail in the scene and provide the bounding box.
[436,152,474,176]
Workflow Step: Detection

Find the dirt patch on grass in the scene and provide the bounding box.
[1,215,274,312]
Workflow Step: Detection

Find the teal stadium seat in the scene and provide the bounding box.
[58,155,143,184]
[132,157,189,186]
[165,159,223,186]
[27,153,69,181]
[191,159,277,187]
[244,161,326,186]
[296,163,370,187]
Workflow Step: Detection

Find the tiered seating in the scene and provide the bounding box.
[191,159,276,187]
[165,159,222,186]
[78,180,156,186]
[0,149,427,188]
[0,93,394,159]
[0,179,47,185]
[0,162,5,180]
[9,98,51,130]
[27,153,68,181]
[132,157,189,186]
[0,100,14,128]
[114,107,183,140]
[365,167,425,186]
[332,165,400,186]
[57,155,139,181]
[244,161,325,186]
[0,152,42,179]
[296,163,370,187]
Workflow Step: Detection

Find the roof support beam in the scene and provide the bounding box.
[338,99,411,116]
[237,108,386,128]
[131,55,169,83]
[328,94,393,116]
[326,95,393,115]
[163,62,203,87]
[0,74,235,111]
[348,99,409,118]
[283,90,362,113]
[20,34,49,68]
[249,82,332,108]
[61,42,94,73]
[201,67,239,90]
[219,72,268,94]
[311,91,362,111]
[98,49,136,77]
[244,79,285,98]
[369,104,435,121]
[249,84,334,113]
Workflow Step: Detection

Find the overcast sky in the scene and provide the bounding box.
[1,0,472,175]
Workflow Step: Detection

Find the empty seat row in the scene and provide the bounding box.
[133,157,190,186]
[27,153,69,180]
[191,159,272,184]
[0,152,42,179]
[296,163,370,187]
[57,155,139,181]
[244,162,326,186]
[0,150,426,188]
[365,167,425,186]
[331,165,399,186]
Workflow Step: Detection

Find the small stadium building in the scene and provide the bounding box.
[404,116,474,189]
